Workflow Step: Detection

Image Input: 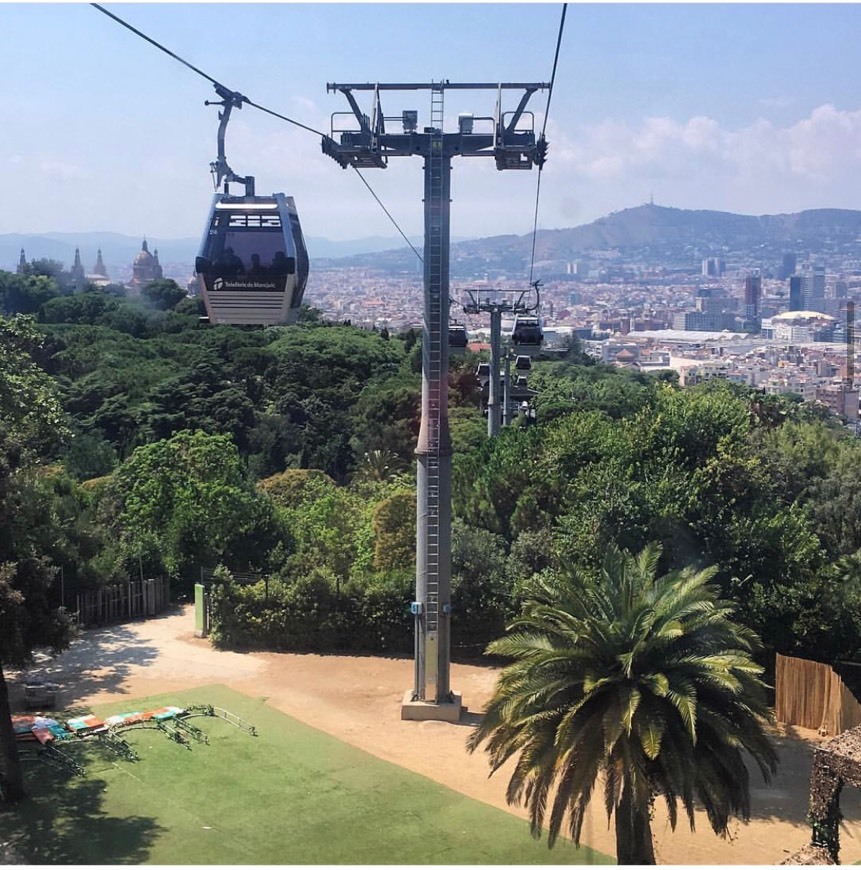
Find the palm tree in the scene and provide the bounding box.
[354,449,401,484]
[467,543,778,864]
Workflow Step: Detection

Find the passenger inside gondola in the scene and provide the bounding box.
[216,247,245,275]
[249,253,268,277]
[271,251,294,275]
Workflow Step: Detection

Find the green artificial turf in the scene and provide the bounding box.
[1,684,612,865]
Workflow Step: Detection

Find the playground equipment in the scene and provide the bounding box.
[10,701,257,781]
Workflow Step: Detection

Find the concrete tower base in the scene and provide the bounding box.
[401,690,463,722]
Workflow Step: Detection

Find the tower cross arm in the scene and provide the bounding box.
[327,82,549,92]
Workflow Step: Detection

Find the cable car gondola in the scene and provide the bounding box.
[449,322,468,354]
[511,314,544,350]
[195,193,308,325]
[194,86,308,326]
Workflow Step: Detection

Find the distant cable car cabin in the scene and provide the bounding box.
[195,193,309,326]
[514,354,532,372]
[511,314,544,350]
[449,322,468,354]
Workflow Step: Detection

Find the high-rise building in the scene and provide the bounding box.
[803,264,827,313]
[779,253,797,280]
[744,273,762,328]
[789,275,803,311]
[701,257,726,277]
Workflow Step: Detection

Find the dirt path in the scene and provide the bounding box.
[12,606,861,865]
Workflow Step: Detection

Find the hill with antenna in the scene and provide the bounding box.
[6,205,861,282]
[320,205,861,276]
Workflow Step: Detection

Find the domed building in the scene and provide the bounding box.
[128,239,163,292]
[766,309,837,343]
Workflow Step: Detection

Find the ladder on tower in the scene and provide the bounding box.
[425,82,445,644]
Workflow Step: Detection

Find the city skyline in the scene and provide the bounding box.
[3,3,861,242]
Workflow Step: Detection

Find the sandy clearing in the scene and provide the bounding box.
[10,605,861,865]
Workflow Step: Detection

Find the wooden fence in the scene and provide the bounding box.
[75,577,171,628]
[776,653,861,736]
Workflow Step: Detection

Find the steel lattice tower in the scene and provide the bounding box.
[323,81,547,718]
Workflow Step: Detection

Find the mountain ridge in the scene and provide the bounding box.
[4,205,861,278]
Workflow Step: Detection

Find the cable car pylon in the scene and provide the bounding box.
[463,281,541,436]
[323,80,548,721]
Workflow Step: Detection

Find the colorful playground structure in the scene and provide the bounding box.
[11,703,257,776]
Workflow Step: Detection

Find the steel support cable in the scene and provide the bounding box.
[90,3,418,254]
[91,3,327,137]
[528,2,567,288]
[350,167,423,263]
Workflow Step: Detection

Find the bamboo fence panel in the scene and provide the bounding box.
[75,577,170,628]
[776,653,861,736]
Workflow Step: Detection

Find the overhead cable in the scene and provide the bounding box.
[528,3,567,287]
[350,167,423,263]
[90,2,419,252]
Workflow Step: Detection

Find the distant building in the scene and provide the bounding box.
[789,275,803,312]
[803,264,827,313]
[744,273,762,329]
[763,372,817,402]
[674,310,735,332]
[779,253,797,280]
[16,245,109,288]
[674,287,734,332]
[817,382,859,423]
[70,247,86,290]
[701,257,726,277]
[602,341,641,364]
[769,310,837,343]
[128,239,163,292]
[92,249,108,278]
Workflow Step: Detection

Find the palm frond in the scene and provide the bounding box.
[469,540,779,862]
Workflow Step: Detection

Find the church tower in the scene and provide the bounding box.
[70,247,86,290]
[93,248,108,278]
[152,248,164,281]
[16,248,26,274]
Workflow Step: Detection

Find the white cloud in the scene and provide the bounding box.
[565,105,861,183]
[759,96,793,110]
[534,104,861,224]
[38,159,88,181]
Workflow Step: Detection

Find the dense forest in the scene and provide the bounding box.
[3,262,861,670]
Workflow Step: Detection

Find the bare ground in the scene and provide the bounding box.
[9,605,861,865]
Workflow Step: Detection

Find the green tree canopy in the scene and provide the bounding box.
[99,430,279,590]
[0,315,75,801]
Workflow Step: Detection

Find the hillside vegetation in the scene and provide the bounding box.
[3,264,861,668]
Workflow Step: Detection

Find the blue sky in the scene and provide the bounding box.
[3,2,861,241]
